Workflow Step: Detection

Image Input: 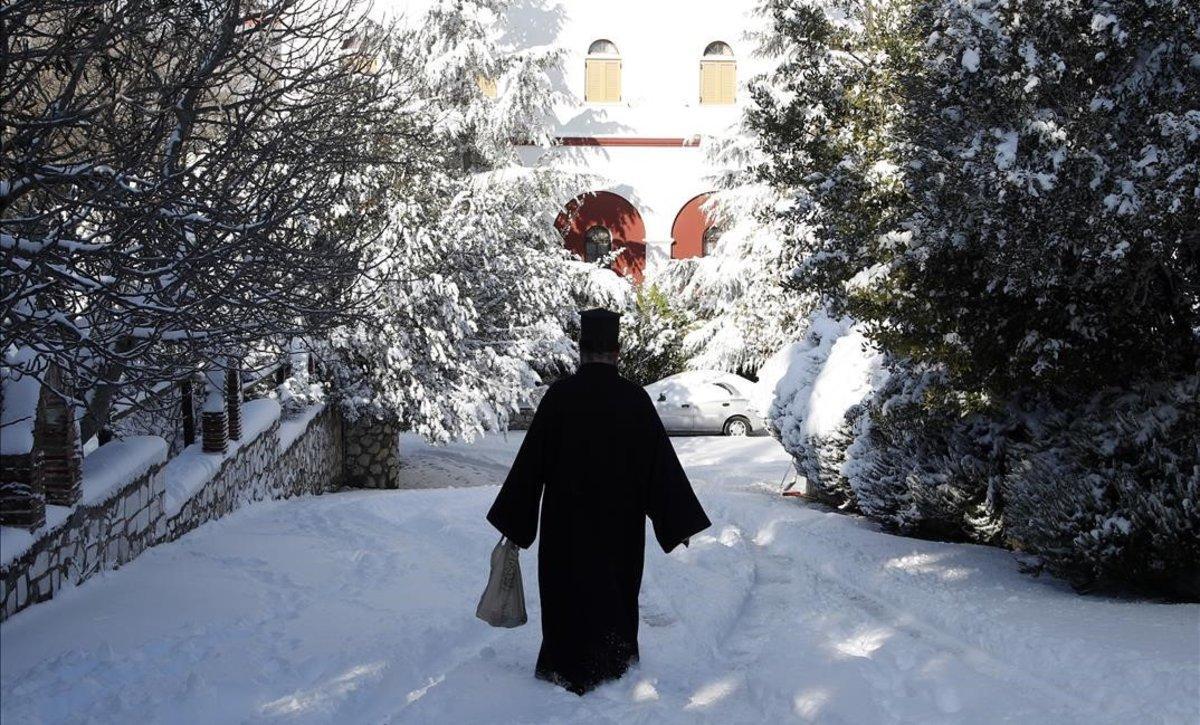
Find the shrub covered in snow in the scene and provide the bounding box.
[1004,376,1200,597]
[744,0,1200,594]
[617,286,691,387]
[765,310,886,509]
[846,369,1008,544]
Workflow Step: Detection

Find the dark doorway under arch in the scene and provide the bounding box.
[556,191,647,281]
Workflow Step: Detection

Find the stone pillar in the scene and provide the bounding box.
[201,380,228,454]
[225,365,242,442]
[1,359,46,528]
[0,454,44,530]
[343,417,400,489]
[34,371,82,507]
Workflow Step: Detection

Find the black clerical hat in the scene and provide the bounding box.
[580,308,621,352]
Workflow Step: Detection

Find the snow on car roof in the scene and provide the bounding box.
[645,370,754,403]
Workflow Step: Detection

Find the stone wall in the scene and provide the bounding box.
[160,404,344,543]
[0,404,344,622]
[343,418,400,489]
[278,405,344,498]
[0,452,40,529]
[0,458,165,620]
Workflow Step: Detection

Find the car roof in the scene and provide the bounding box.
[647,370,753,389]
[645,370,753,399]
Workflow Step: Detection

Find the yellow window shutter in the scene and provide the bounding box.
[700,61,718,104]
[604,60,621,102]
[701,61,736,105]
[720,62,737,103]
[585,59,600,102]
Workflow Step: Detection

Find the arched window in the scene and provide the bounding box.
[704,41,734,57]
[588,39,619,55]
[557,191,648,280]
[702,226,723,256]
[586,39,621,103]
[585,225,613,262]
[700,41,736,105]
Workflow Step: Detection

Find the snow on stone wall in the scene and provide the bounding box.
[160,403,344,543]
[0,403,344,622]
[0,440,167,621]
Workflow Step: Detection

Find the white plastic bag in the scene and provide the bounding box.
[475,537,527,628]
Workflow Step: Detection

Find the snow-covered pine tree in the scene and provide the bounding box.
[746,0,914,328]
[651,130,811,376]
[735,0,917,516]
[749,0,1200,587]
[617,286,690,387]
[323,0,623,442]
[880,0,1198,581]
[751,0,1199,396]
[883,0,1200,397]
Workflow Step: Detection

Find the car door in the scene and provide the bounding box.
[650,386,689,432]
[692,383,734,433]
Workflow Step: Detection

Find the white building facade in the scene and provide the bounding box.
[500,1,771,279]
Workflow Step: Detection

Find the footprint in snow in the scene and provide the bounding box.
[641,605,677,628]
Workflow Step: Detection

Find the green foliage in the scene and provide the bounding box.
[1004,376,1200,597]
[846,368,1007,544]
[751,0,1199,593]
[882,0,1200,397]
[749,0,918,309]
[753,0,1200,401]
[794,404,863,511]
[618,286,692,386]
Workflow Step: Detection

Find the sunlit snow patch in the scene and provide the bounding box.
[684,674,742,710]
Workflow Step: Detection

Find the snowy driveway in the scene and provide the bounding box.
[2,434,1197,724]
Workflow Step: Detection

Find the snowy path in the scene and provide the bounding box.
[2,434,1196,724]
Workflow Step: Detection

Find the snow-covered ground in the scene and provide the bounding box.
[2,434,1196,724]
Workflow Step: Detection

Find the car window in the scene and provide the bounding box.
[690,383,729,404]
[714,381,740,397]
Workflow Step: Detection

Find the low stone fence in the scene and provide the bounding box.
[0,438,168,622]
[160,402,343,543]
[0,402,343,622]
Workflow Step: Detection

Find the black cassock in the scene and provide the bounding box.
[487,362,711,695]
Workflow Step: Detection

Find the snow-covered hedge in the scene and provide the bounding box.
[845,369,1007,545]
[766,328,1198,595]
[1004,376,1200,597]
[764,310,886,509]
[618,286,690,387]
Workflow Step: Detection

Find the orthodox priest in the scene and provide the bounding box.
[486,308,712,695]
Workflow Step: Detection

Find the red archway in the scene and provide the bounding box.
[556,191,646,281]
[671,192,717,259]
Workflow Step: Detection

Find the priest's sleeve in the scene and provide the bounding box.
[644,395,711,553]
[486,387,556,549]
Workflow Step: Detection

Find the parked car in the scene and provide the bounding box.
[644,371,766,436]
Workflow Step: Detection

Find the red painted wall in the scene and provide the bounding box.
[556,191,647,282]
[671,193,714,259]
